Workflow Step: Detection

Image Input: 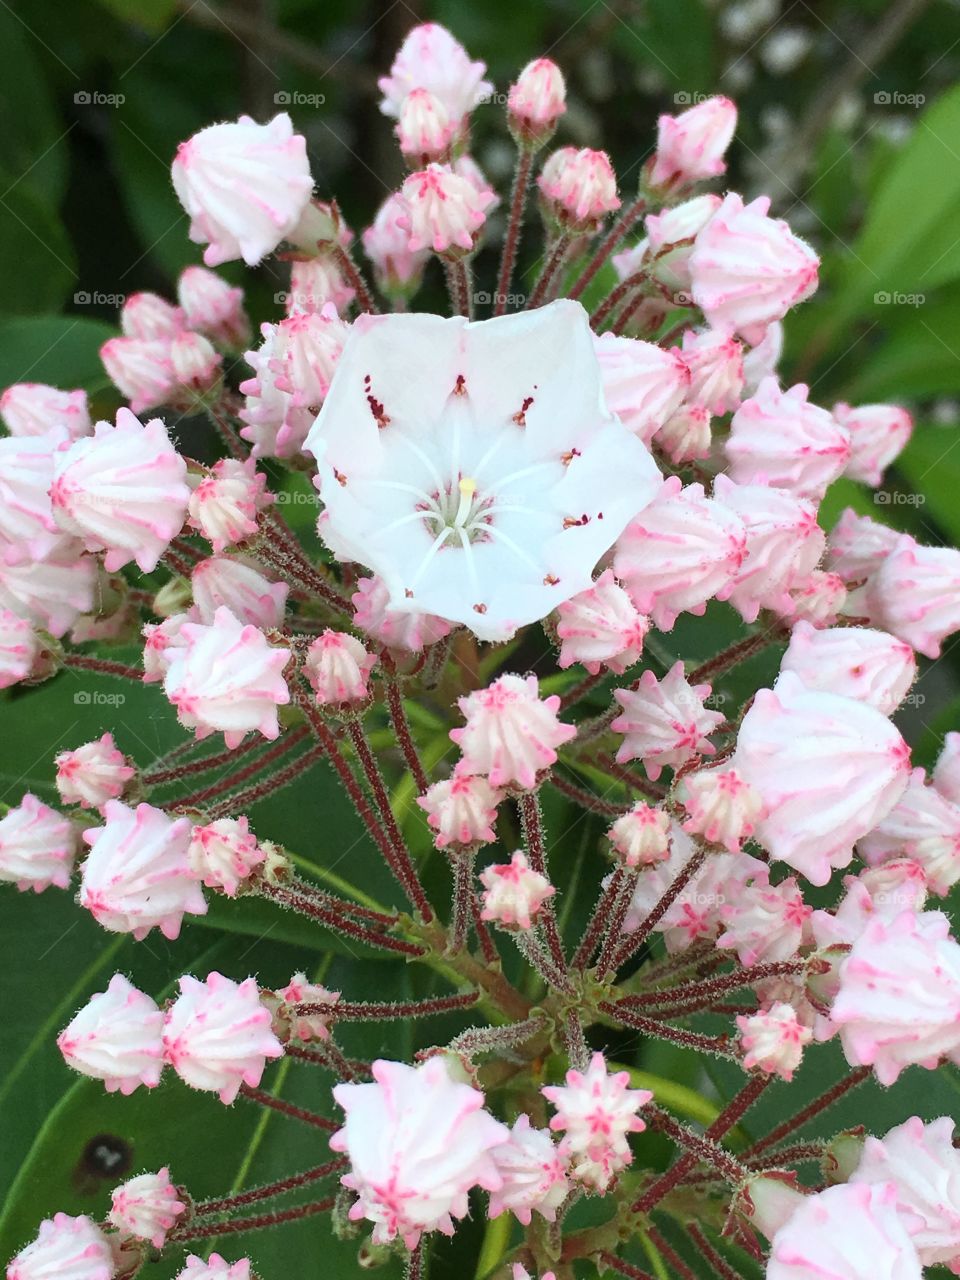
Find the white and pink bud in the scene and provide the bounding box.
[331,1056,507,1248]
[450,673,576,790]
[177,265,250,348]
[655,404,713,465]
[79,801,204,940]
[162,972,283,1104]
[397,163,496,256]
[395,88,454,165]
[188,816,264,897]
[303,629,377,705]
[417,771,503,850]
[635,193,723,292]
[489,1115,570,1225]
[120,292,186,341]
[169,331,223,404]
[680,767,764,853]
[6,1214,114,1280]
[51,408,190,574]
[726,378,851,499]
[55,732,135,811]
[737,1003,812,1081]
[858,767,960,897]
[689,193,819,343]
[0,383,91,439]
[507,58,566,145]
[613,477,746,631]
[734,672,910,886]
[827,509,901,584]
[109,1169,186,1249]
[191,556,288,631]
[542,1052,651,1192]
[0,794,77,893]
[176,1254,253,1280]
[269,306,348,409]
[171,113,313,267]
[352,575,451,653]
[0,430,70,567]
[0,610,44,689]
[867,535,960,659]
[142,612,191,684]
[835,401,913,487]
[538,147,620,233]
[780,621,916,714]
[607,803,671,868]
[0,548,97,639]
[100,336,177,415]
[612,661,724,779]
[679,326,744,414]
[377,23,493,129]
[786,568,848,627]
[648,96,737,190]
[58,973,165,1094]
[362,194,431,299]
[479,851,555,930]
[555,569,649,675]
[286,255,355,316]
[162,607,290,749]
[593,333,690,443]
[718,876,811,967]
[268,972,340,1044]
[187,457,271,553]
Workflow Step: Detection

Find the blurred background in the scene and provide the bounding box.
[2,1,960,1277]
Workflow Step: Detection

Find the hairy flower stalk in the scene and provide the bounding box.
[2,21,956,1280]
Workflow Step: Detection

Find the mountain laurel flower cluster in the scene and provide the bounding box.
[4,21,959,1280]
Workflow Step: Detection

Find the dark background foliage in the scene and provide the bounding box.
[2,1,960,1276]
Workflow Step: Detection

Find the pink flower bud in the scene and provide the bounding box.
[613,477,746,630]
[780,621,917,714]
[735,672,910,885]
[266,972,340,1044]
[351,575,451,654]
[79,801,204,940]
[100,337,177,415]
[489,1115,569,1225]
[507,58,566,144]
[479,850,555,930]
[648,96,737,190]
[450,673,576,790]
[713,475,823,624]
[286,256,355,316]
[163,607,290,749]
[395,88,455,164]
[538,147,620,232]
[378,23,492,127]
[0,383,90,439]
[826,909,960,1085]
[120,292,186,341]
[718,876,811,967]
[55,732,135,811]
[238,321,315,459]
[188,816,264,897]
[689,193,819,343]
[162,972,283,1104]
[680,766,764,853]
[827,508,901,583]
[187,457,271,554]
[726,378,851,499]
[397,163,496,255]
[655,404,713,465]
[417,771,503,850]
[176,1255,253,1280]
[0,609,42,689]
[0,429,71,567]
[542,1052,651,1192]
[737,1003,812,1081]
[834,401,913,486]
[851,1115,960,1272]
[169,331,222,402]
[607,803,671,867]
[6,1214,113,1280]
[191,556,288,630]
[142,612,191,684]
[0,793,77,893]
[269,307,348,407]
[768,1183,922,1280]
[858,767,960,896]
[612,660,724,779]
[51,408,190,573]
[177,265,250,348]
[555,569,649,675]
[786,568,847,627]
[362,194,431,298]
[109,1169,185,1249]
[621,193,722,293]
[58,973,165,1094]
[679,326,744,414]
[331,1056,507,1248]
[172,113,313,267]
[303,629,377,705]
[593,333,690,443]
[0,547,97,639]
[867,535,960,659]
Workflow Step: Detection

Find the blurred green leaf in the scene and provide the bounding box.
[0,315,115,391]
[0,176,75,316]
[0,9,67,205]
[94,0,178,33]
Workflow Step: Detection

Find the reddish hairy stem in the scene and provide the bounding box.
[689,631,780,686]
[746,1141,826,1170]
[494,147,535,316]
[686,1225,745,1280]
[602,1002,734,1057]
[527,234,573,309]
[331,243,379,315]
[145,732,267,784]
[573,865,627,970]
[590,266,648,330]
[258,538,351,614]
[470,889,499,963]
[567,195,646,300]
[595,753,668,802]
[207,745,325,818]
[746,1067,871,1157]
[518,791,570,985]
[173,1197,335,1240]
[645,1228,698,1280]
[238,1084,337,1130]
[598,1253,657,1280]
[385,676,430,793]
[302,992,480,1020]
[608,843,708,972]
[175,731,307,809]
[62,654,143,681]
[196,1160,346,1215]
[260,882,426,957]
[626,959,811,1010]
[559,668,606,711]
[595,868,642,979]
[548,770,627,818]
[445,257,472,318]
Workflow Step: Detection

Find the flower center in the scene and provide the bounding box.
[420,475,493,544]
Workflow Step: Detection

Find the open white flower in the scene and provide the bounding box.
[304,301,661,641]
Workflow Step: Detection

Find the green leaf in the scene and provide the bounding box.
[0,315,116,393]
[93,0,179,33]
[0,176,75,316]
[0,8,67,204]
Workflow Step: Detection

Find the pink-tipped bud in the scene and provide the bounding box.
[508,58,566,146]
[121,292,186,341]
[607,803,671,867]
[177,265,250,349]
[0,383,91,439]
[397,163,496,256]
[648,96,737,191]
[480,850,555,930]
[100,337,177,415]
[170,331,223,405]
[538,147,620,233]
[396,88,455,165]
